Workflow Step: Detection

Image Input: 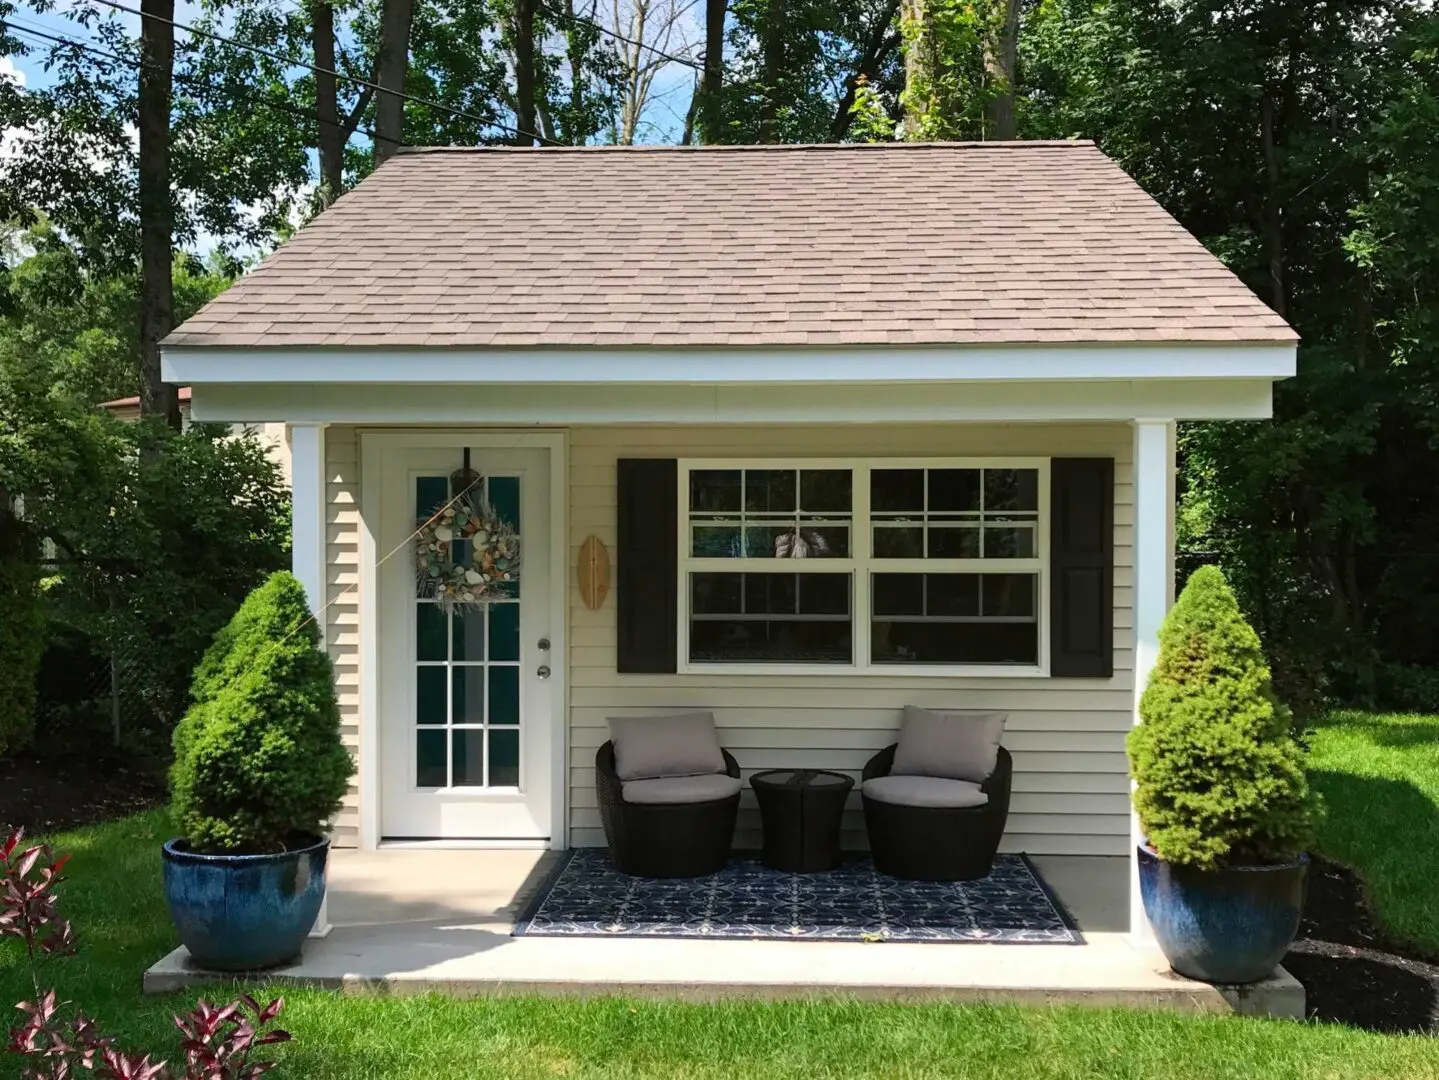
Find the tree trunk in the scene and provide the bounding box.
[900,0,932,138]
[695,0,725,143]
[513,0,539,145]
[680,71,699,144]
[617,0,647,145]
[312,0,344,196]
[138,0,178,429]
[829,0,901,142]
[1259,92,1287,317]
[374,0,415,164]
[757,0,783,142]
[564,0,587,144]
[983,0,1019,139]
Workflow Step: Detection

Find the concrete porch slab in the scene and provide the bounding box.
[143,849,1304,1019]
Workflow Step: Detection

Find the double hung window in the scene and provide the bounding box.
[679,460,1047,672]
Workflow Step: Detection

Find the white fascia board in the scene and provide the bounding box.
[163,343,1297,386]
[189,377,1277,425]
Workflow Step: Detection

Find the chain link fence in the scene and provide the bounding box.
[33,625,175,758]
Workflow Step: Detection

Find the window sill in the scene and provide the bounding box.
[677,663,1049,679]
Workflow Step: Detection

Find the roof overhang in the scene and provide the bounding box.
[164,343,1295,387]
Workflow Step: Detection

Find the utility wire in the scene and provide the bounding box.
[5,18,404,149]
[83,0,564,146]
[538,0,704,73]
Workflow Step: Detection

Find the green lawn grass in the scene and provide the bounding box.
[1308,709,1439,956]
[3,766,1439,1078]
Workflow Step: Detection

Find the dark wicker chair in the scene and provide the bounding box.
[861,744,1013,882]
[596,740,742,878]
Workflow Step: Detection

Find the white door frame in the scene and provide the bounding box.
[357,429,568,851]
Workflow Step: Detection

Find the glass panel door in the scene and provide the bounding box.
[413,474,523,790]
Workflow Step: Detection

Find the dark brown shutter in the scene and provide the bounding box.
[616,458,678,673]
[1049,457,1114,677]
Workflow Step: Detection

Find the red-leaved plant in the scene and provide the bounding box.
[2,826,292,1079]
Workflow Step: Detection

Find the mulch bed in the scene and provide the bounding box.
[0,752,166,836]
[1285,857,1439,1034]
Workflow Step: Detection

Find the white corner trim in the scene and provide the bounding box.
[164,344,1297,386]
[289,424,328,631]
[1129,419,1173,944]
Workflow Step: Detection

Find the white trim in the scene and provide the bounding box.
[187,379,1277,425]
[1129,419,1173,943]
[359,437,381,851]
[165,344,1296,385]
[288,424,328,629]
[356,429,569,852]
[290,423,332,936]
[377,838,553,851]
[676,458,1049,678]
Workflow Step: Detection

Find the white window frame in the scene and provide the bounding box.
[676,457,1050,677]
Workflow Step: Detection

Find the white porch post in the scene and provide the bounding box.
[290,423,334,940]
[1130,419,1175,942]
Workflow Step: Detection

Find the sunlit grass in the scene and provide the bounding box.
[3,765,1438,1077]
[1308,710,1439,955]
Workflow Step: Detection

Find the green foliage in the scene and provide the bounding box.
[0,225,232,407]
[712,0,905,144]
[847,75,896,142]
[899,0,999,139]
[1128,566,1319,869]
[1,304,290,751]
[0,556,44,755]
[171,571,351,854]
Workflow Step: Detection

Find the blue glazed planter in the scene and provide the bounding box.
[162,835,328,972]
[1138,845,1307,984]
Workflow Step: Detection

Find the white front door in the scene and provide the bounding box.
[378,445,554,841]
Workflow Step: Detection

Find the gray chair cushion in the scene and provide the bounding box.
[608,712,726,781]
[622,774,743,805]
[862,775,989,809]
[891,706,1007,784]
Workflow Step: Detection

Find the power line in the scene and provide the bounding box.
[538,0,704,73]
[4,18,402,150]
[84,0,563,146]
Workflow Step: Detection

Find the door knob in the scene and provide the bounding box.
[537,665,551,680]
[537,637,551,651]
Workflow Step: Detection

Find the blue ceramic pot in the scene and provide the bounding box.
[162,835,328,972]
[1138,844,1307,984]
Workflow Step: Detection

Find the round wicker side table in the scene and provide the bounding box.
[750,768,855,873]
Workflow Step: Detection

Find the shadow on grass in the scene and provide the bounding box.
[1293,764,1439,1035]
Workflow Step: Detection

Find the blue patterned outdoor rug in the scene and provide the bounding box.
[514,850,1082,944]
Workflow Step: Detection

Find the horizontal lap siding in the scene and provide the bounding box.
[326,425,361,847]
[567,423,1135,857]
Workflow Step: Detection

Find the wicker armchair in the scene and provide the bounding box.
[861,744,1013,881]
[596,740,742,878]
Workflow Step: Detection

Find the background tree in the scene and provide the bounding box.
[607,0,700,144]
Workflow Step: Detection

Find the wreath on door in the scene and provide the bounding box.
[414,467,520,609]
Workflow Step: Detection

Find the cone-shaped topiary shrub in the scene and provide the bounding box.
[171,570,352,854]
[1127,565,1319,870]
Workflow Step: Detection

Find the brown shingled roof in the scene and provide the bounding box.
[164,142,1296,350]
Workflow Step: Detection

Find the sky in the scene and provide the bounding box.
[2,0,702,256]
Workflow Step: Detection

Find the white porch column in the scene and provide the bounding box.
[1130,419,1175,943]
[289,423,334,940]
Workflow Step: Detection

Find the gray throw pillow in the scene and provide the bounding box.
[891,706,1007,784]
[608,711,726,781]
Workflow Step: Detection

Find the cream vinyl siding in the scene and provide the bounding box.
[326,425,362,846]
[568,423,1135,857]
